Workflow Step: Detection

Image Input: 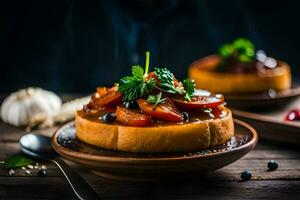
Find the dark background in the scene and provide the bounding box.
[1,0,299,93]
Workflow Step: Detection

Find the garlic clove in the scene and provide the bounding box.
[17,102,29,126]
[1,94,15,124]
[45,92,62,112]
[7,102,23,126]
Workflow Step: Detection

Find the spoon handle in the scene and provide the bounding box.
[51,158,99,200]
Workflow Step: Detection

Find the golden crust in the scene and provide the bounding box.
[75,107,234,153]
[188,55,292,94]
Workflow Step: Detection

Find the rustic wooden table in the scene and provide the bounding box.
[0,95,300,199]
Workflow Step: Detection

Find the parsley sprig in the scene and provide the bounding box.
[118,52,155,102]
[219,38,255,64]
[118,51,196,102]
[147,92,166,107]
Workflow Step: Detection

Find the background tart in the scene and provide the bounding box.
[75,107,234,153]
[188,55,292,94]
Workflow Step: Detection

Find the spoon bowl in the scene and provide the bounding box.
[19,133,58,159]
[19,133,99,200]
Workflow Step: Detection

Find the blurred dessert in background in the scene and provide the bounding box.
[188,38,291,94]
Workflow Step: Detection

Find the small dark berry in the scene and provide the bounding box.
[240,170,252,181]
[267,160,278,171]
[182,112,189,122]
[102,112,117,123]
[38,169,47,177]
[123,101,138,109]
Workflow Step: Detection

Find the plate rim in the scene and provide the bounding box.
[225,84,300,101]
[232,109,300,128]
[51,119,258,164]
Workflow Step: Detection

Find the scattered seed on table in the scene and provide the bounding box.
[9,169,15,176]
[27,164,34,169]
[268,160,279,171]
[241,170,252,181]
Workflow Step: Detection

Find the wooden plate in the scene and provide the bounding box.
[52,120,257,182]
[225,83,300,110]
[232,96,300,144]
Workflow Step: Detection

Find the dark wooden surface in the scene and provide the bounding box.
[0,95,300,200]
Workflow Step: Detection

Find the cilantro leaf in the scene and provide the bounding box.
[119,72,155,102]
[147,92,166,107]
[183,78,195,101]
[140,79,156,96]
[132,65,144,80]
[118,52,155,102]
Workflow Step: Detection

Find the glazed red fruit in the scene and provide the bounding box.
[172,95,224,110]
[96,86,109,96]
[116,106,152,126]
[137,98,184,122]
[285,109,300,121]
[90,90,122,108]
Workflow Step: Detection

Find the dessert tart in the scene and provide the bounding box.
[76,52,234,153]
[188,38,292,94]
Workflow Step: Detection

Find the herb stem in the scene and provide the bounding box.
[144,51,150,75]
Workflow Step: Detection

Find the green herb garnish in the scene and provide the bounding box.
[154,67,184,94]
[219,38,255,63]
[147,92,166,107]
[119,51,196,102]
[119,52,155,102]
[3,154,34,169]
[182,78,196,101]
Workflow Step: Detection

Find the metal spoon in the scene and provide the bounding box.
[19,133,99,200]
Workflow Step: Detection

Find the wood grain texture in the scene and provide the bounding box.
[0,94,299,199]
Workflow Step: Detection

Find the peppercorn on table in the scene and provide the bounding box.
[0,95,300,199]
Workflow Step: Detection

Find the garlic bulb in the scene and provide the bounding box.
[0,87,62,127]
